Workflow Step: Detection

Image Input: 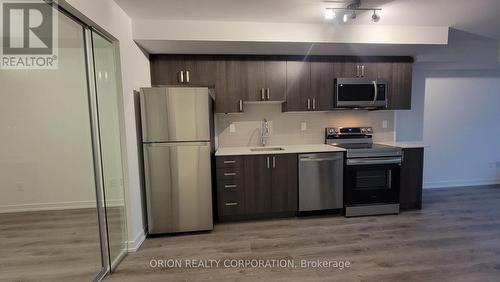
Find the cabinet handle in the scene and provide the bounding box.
[312,98,316,110]
[224,184,237,188]
[361,65,365,77]
[185,70,190,83]
[267,157,270,169]
[178,71,184,83]
[266,88,270,100]
[223,160,236,164]
[261,88,265,100]
[307,98,311,110]
[239,100,243,112]
[224,172,236,176]
[225,202,239,206]
[272,156,276,168]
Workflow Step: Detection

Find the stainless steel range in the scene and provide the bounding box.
[325,127,402,217]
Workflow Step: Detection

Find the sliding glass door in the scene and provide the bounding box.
[0,2,129,281]
[0,10,104,281]
[91,30,129,270]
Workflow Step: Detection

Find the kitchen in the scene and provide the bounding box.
[2,0,500,281]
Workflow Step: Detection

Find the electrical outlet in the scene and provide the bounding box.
[301,122,307,131]
[229,123,236,133]
[382,120,388,129]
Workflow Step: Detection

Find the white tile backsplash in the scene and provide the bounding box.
[215,103,395,147]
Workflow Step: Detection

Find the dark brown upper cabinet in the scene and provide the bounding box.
[219,57,247,113]
[283,61,311,111]
[310,61,343,111]
[150,55,185,85]
[376,62,413,110]
[149,55,414,112]
[389,62,413,110]
[341,62,377,78]
[246,58,286,102]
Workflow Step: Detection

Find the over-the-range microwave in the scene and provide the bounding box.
[334,78,388,110]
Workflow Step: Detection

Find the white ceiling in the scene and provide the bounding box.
[115,0,500,39]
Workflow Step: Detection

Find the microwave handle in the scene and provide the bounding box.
[372,81,378,104]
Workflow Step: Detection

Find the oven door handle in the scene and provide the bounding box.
[347,157,401,166]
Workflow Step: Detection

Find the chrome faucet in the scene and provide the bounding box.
[261,118,269,146]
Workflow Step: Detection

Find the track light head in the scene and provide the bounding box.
[324,9,335,20]
[343,13,349,23]
[371,10,380,22]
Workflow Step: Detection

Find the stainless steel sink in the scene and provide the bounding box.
[250,147,285,152]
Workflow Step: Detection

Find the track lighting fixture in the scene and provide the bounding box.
[324,0,381,24]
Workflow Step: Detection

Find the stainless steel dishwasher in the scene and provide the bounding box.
[299,152,344,212]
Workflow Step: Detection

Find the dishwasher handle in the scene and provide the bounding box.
[299,156,343,162]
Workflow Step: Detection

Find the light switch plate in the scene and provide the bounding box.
[382,120,388,129]
[301,122,307,131]
[229,123,236,133]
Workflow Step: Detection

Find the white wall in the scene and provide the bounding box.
[64,0,151,250]
[0,14,96,212]
[395,31,500,188]
[421,72,500,188]
[217,104,395,147]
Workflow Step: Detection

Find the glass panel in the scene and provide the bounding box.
[337,84,375,101]
[355,170,390,190]
[91,31,128,268]
[0,11,103,281]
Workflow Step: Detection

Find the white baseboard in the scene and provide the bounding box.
[0,200,97,213]
[424,178,500,189]
[127,230,146,252]
[0,199,125,213]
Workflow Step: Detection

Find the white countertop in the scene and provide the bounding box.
[215,144,345,156]
[378,141,427,149]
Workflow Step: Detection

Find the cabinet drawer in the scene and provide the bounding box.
[218,192,245,216]
[216,156,243,168]
[217,168,242,181]
[217,179,243,193]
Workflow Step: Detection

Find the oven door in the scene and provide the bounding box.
[344,157,401,206]
[335,78,387,109]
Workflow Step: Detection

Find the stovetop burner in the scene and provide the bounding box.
[325,127,402,158]
[333,143,398,150]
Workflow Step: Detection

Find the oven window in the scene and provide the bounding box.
[354,170,391,190]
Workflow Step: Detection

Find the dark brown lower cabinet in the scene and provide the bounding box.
[399,148,424,210]
[216,154,297,222]
[244,155,272,215]
[270,154,298,213]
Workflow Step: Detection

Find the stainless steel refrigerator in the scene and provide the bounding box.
[140,86,214,234]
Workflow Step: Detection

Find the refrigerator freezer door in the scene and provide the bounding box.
[144,142,213,234]
[140,87,211,142]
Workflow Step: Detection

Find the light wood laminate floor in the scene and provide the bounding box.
[108,185,500,282]
[0,208,102,282]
